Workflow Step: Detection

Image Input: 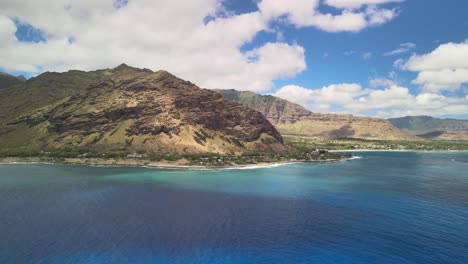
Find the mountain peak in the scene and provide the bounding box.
[112,63,153,73]
[114,63,131,70]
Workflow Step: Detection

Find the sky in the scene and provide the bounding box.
[0,0,467,119]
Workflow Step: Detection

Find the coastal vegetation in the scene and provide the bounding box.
[0,148,350,168]
[285,135,468,151]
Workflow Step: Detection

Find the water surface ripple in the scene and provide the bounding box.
[1,152,467,263]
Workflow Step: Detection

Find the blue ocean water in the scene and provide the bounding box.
[0,152,467,264]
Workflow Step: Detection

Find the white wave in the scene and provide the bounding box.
[141,161,304,171]
[219,162,300,171]
[340,156,363,162]
[0,161,56,165]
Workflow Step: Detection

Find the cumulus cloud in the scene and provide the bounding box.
[400,41,468,92]
[0,15,17,44]
[258,0,398,32]
[204,43,306,92]
[384,42,416,56]
[273,83,468,117]
[0,0,401,91]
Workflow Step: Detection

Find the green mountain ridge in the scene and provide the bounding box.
[0,65,288,155]
[216,89,419,141]
[388,116,468,140]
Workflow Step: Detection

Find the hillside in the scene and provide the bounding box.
[389,116,468,133]
[0,72,26,90]
[0,65,288,155]
[217,89,419,141]
[389,116,468,140]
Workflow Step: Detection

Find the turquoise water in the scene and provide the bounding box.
[1,152,467,263]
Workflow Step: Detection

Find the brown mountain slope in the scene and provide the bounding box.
[0,65,287,155]
[0,70,102,122]
[216,89,420,141]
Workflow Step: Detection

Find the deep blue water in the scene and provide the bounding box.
[1,152,468,264]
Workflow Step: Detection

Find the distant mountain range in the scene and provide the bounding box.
[216,89,419,141]
[388,116,468,140]
[0,65,288,155]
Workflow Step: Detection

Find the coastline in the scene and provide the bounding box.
[330,149,468,153]
[0,157,345,170]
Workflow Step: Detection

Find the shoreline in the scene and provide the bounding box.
[0,157,345,170]
[330,149,468,153]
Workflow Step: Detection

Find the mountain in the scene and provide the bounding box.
[0,72,26,90]
[389,116,468,140]
[0,65,288,155]
[216,89,419,141]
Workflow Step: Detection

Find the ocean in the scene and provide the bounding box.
[1,152,467,264]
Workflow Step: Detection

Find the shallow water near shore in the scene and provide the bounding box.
[1,152,468,264]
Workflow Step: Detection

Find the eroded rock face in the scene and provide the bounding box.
[215,89,312,125]
[2,65,286,154]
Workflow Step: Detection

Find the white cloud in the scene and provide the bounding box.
[273,84,315,107]
[384,42,416,56]
[325,0,403,9]
[0,15,17,44]
[0,0,402,91]
[274,83,370,109]
[403,42,468,71]
[412,69,468,92]
[204,43,306,91]
[258,0,398,32]
[273,83,468,117]
[400,41,468,92]
[365,5,399,25]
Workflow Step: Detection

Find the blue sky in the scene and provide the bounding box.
[267,0,467,91]
[1,0,467,119]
